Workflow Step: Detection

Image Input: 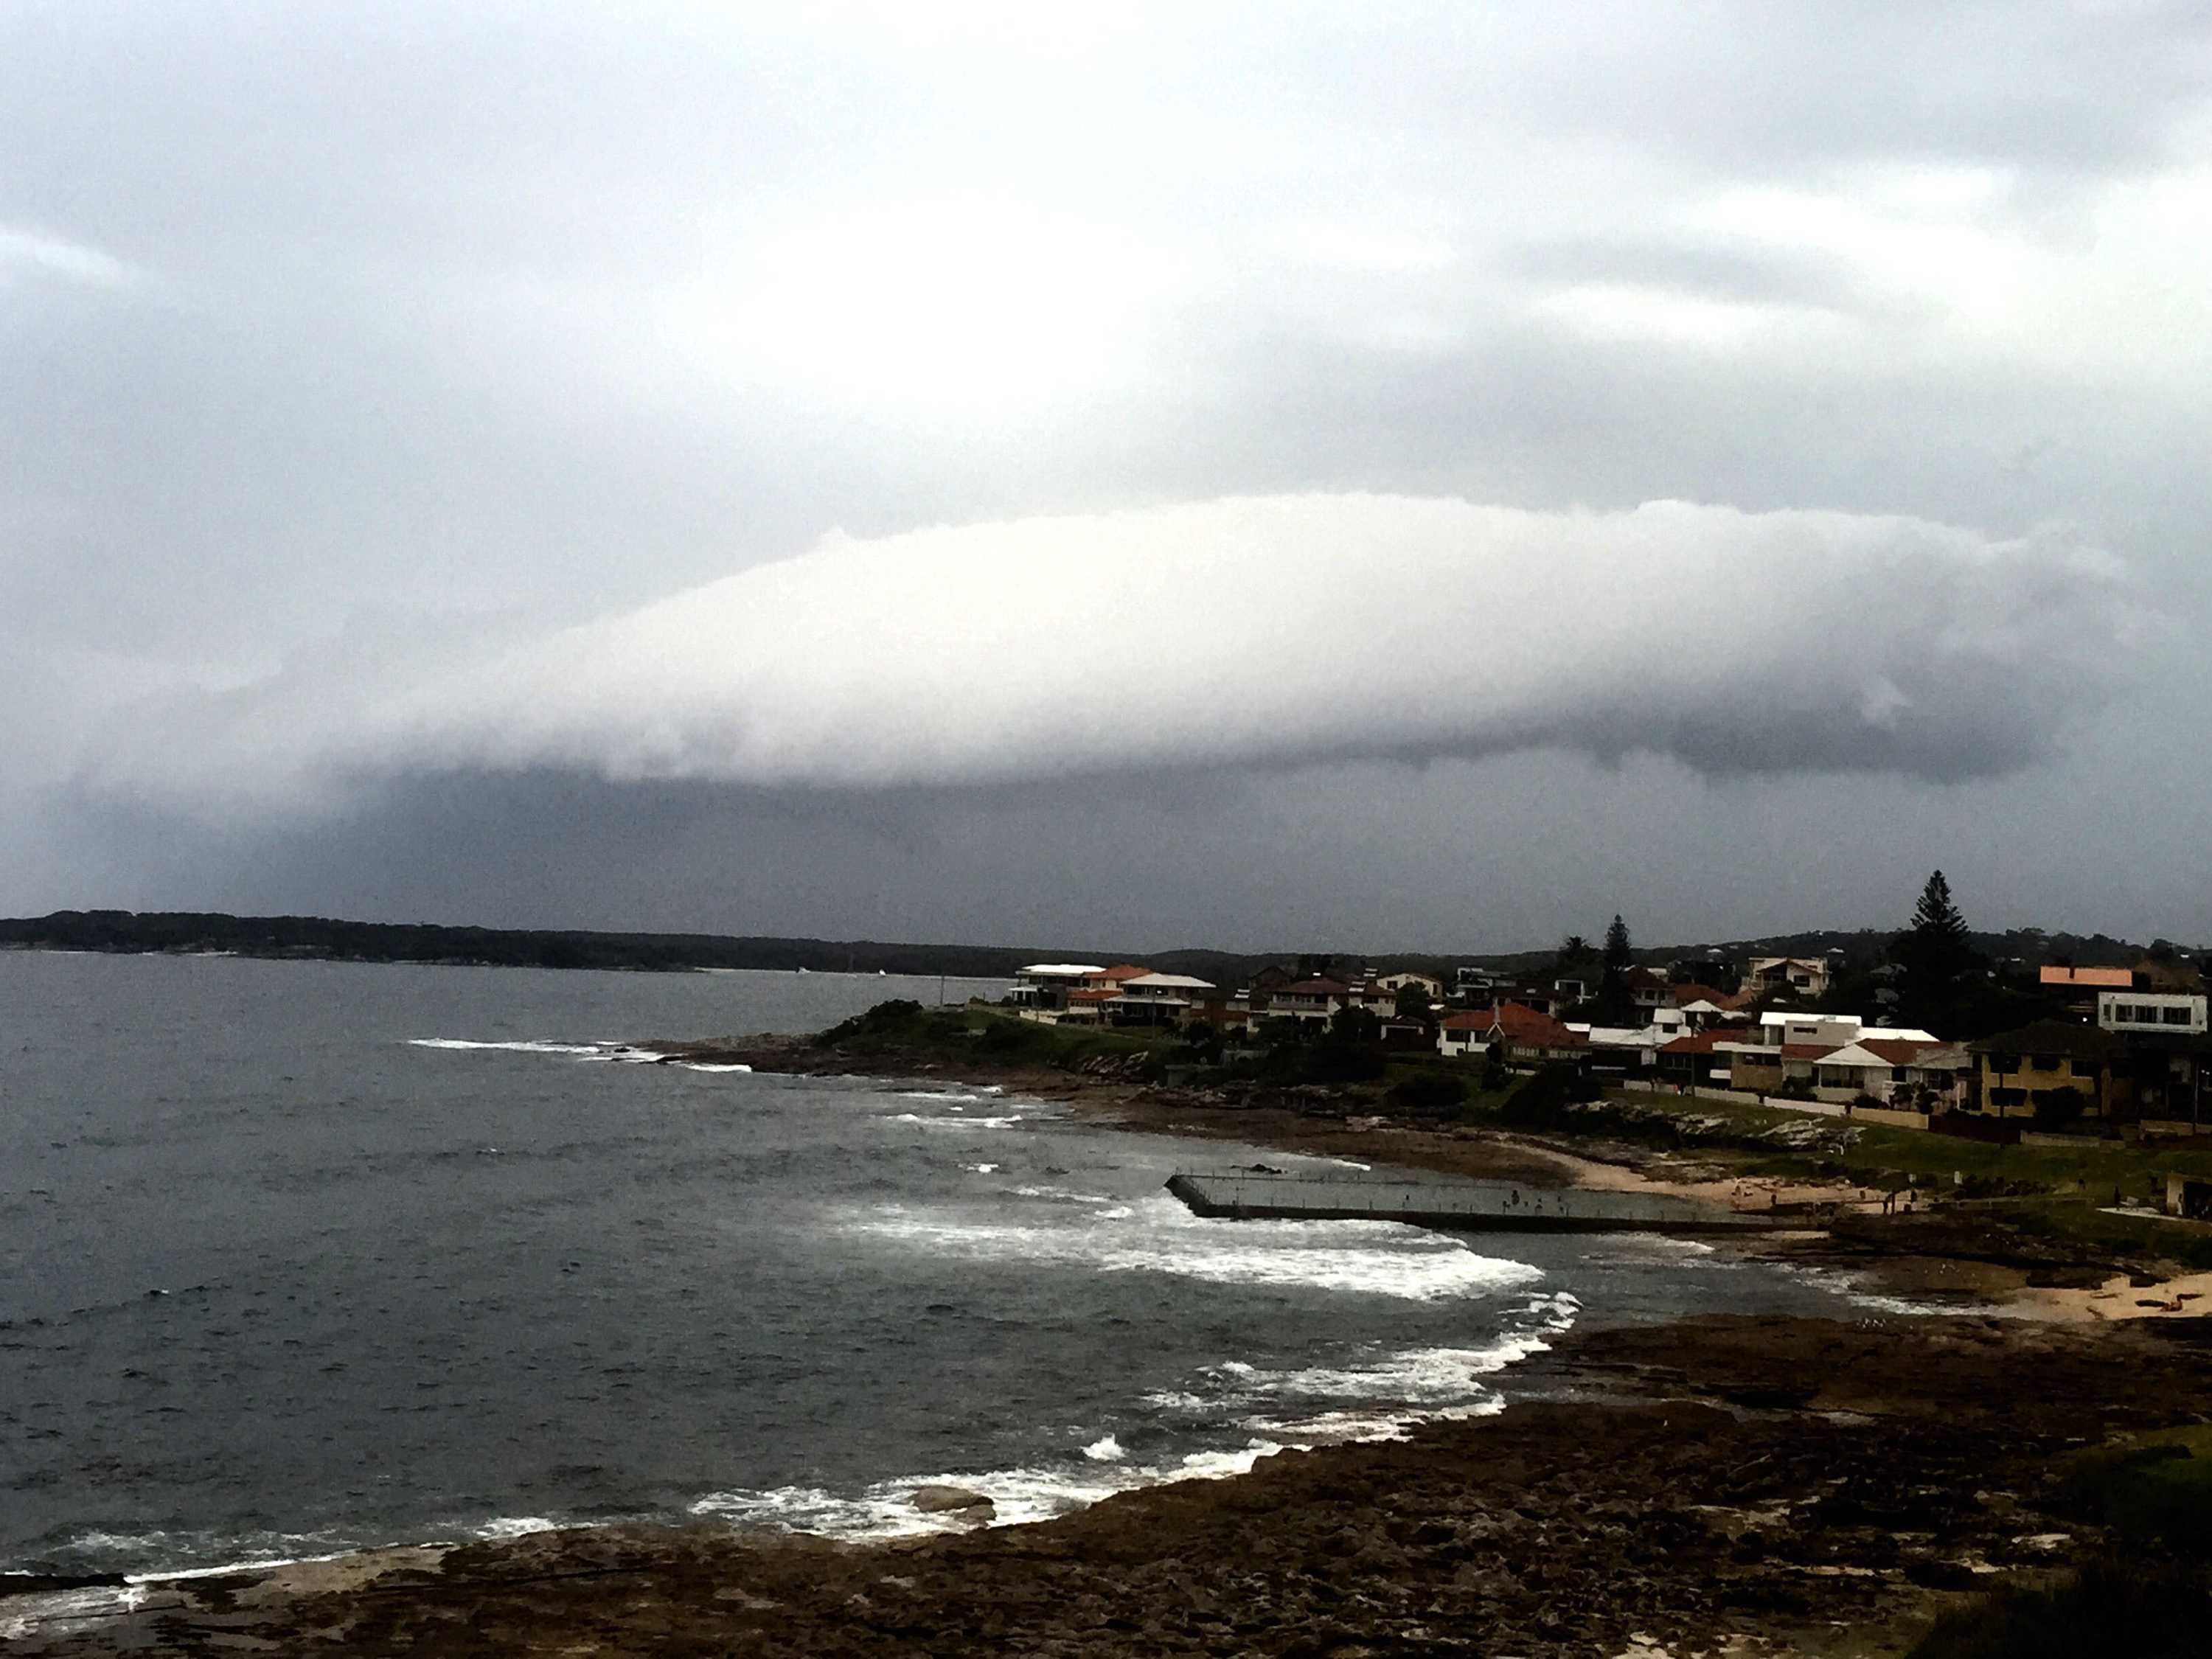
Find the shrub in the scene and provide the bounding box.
[1496,1062,1603,1127]
[2034,1086,2091,1130]
[976,1018,1045,1055]
[815,999,926,1047]
[1908,1557,2211,1658]
[1388,1071,1467,1113]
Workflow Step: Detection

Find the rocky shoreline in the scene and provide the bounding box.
[15,1037,2211,1655]
[13,1315,2212,1656]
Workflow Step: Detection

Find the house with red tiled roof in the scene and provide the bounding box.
[1437,1002,1586,1065]
[1657,1026,1750,1088]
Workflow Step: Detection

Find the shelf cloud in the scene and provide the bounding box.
[87,495,2140,821]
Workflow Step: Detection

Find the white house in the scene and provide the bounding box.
[2098,992,2209,1037]
[1269,978,1352,1024]
[1109,973,1216,1026]
[1008,964,1107,1009]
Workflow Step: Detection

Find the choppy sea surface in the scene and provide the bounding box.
[2,950,1878,1579]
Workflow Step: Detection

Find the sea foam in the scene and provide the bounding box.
[844,1193,1543,1303]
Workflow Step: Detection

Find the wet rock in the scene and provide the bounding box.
[913,1484,995,1517]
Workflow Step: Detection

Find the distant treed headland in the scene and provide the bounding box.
[0,908,2178,984]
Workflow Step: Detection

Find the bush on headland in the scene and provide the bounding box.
[1909,1557,2211,1658]
[1385,1071,1467,1114]
[813,999,932,1047]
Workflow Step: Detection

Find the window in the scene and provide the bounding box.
[2165,1007,2192,1026]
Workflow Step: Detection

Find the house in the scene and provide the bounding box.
[1081,963,1154,993]
[1658,1029,1740,1088]
[1806,1037,1953,1104]
[2039,963,2133,1018]
[1968,1020,2132,1121]
[1760,1012,1866,1048]
[1891,1044,1975,1112]
[2098,992,2209,1037]
[1453,966,1504,999]
[1246,964,1298,1009]
[1576,1024,1663,1079]
[1108,973,1216,1026]
[1747,956,1833,999]
[2096,995,2212,1126]
[1008,963,1108,1009]
[1055,987,1123,1025]
[1437,1002,1586,1067]
[2038,965,2133,990]
[1269,978,1352,1024]
[1626,967,1674,1016]
[1376,971,1443,1000]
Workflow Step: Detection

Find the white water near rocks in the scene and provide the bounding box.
[3,952,1888,1580]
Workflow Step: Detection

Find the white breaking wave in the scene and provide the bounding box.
[844,1193,1543,1302]
[886,1113,1026,1130]
[689,1439,1286,1540]
[961,1162,1001,1175]
[407,1037,678,1066]
[678,1062,754,1074]
[1010,1184,1119,1205]
[1082,1435,1124,1462]
[468,1514,561,1540]
[407,1038,602,1055]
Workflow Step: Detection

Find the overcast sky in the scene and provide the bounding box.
[4,1,2208,952]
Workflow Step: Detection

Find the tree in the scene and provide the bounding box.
[1895,869,1980,1031]
[1394,981,1435,1023]
[1595,914,1635,1023]
[1559,934,1594,969]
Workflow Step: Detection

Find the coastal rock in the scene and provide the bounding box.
[913,1484,995,1517]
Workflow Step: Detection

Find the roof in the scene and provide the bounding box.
[1019,963,1107,978]
[1669,982,1730,1006]
[1781,1042,1846,1060]
[1280,978,1352,996]
[1971,1020,2129,1060]
[1815,1040,1944,1070]
[1677,999,1725,1015]
[1491,1001,1585,1046]
[1761,1012,1862,1031]
[1661,1030,1732,1054]
[1090,963,1154,982]
[1123,973,1217,991]
[1857,1038,1948,1065]
[1439,1002,1584,1046]
[1065,987,1121,1004]
[2040,965,2133,988]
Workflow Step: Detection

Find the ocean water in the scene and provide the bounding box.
[1,951,1871,1578]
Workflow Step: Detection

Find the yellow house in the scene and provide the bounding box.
[1968,1020,2131,1121]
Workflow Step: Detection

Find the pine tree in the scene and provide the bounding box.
[1596,914,1635,1023]
[1897,870,1978,1029]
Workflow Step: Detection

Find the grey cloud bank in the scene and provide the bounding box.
[3,2,2209,947]
[85,496,2139,815]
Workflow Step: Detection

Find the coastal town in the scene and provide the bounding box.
[999,888,2212,1217]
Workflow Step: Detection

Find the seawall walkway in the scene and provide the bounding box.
[1166,1170,1798,1235]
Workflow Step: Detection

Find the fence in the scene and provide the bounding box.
[1618,1079,1929,1132]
